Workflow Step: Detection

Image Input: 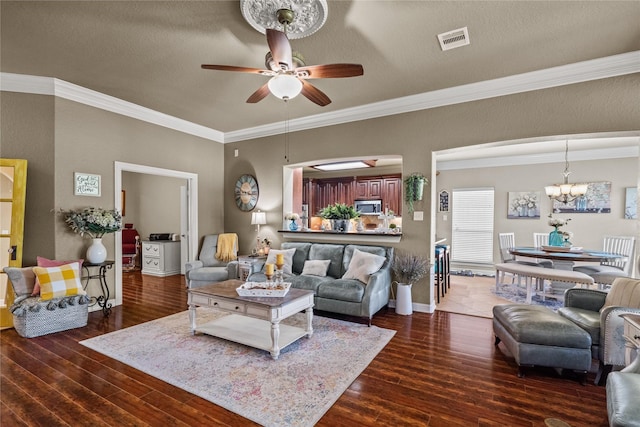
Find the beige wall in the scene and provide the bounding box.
[436,157,638,269]
[122,172,185,240]
[2,94,225,298]
[1,92,56,262]
[224,74,640,307]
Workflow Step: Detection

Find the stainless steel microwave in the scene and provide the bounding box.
[354,199,382,215]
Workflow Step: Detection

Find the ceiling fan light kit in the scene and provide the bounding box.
[202,2,363,106]
[268,74,303,100]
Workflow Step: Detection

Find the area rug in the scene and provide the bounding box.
[80,309,395,426]
[492,283,564,311]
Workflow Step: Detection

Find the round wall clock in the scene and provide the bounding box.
[234,174,259,211]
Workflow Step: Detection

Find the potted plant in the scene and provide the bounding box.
[404,173,428,214]
[319,203,360,232]
[392,251,429,315]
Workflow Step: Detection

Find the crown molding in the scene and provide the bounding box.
[1,73,225,143]
[2,50,639,144]
[225,50,640,142]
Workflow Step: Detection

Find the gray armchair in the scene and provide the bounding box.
[185,234,239,289]
[558,277,640,385]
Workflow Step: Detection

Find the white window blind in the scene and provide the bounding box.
[451,188,495,264]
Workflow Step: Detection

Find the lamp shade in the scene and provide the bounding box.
[251,211,266,225]
[268,74,303,100]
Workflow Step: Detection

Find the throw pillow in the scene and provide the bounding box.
[301,259,331,277]
[342,248,386,284]
[32,262,86,301]
[34,256,84,296]
[265,248,296,275]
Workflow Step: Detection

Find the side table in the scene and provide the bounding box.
[237,255,266,281]
[82,261,114,316]
[621,313,640,367]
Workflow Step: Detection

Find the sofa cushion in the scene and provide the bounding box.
[282,242,312,274]
[33,262,86,301]
[3,267,36,296]
[309,244,345,278]
[342,248,386,284]
[188,266,230,283]
[317,278,366,303]
[558,307,601,345]
[265,248,296,275]
[288,274,328,293]
[35,257,85,296]
[301,260,330,277]
[343,245,387,272]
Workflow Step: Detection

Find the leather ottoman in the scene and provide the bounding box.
[493,304,592,383]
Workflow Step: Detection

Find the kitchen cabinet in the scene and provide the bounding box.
[384,177,402,216]
[303,174,401,216]
[355,178,382,199]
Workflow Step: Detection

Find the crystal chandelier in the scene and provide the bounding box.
[544,140,588,204]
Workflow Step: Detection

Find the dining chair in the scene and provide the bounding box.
[497,232,538,286]
[532,233,553,270]
[574,235,636,289]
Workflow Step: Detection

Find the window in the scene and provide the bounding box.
[451,187,494,264]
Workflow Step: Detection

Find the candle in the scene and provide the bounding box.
[265,263,274,275]
[276,253,284,265]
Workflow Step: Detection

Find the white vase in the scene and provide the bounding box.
[395,283,413,315]
[86,238,107,264]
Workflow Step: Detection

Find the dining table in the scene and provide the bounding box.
[509,246,626,271]
[509,246,627,295]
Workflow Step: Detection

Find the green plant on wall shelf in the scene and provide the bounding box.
[404,173,428,214]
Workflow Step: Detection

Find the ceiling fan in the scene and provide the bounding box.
[201,8,363,107]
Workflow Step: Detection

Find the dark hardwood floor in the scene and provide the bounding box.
[1,272,608,426]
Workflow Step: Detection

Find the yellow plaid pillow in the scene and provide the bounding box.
[33,262,86,301]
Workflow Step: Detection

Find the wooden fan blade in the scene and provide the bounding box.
[246,83,271,104]
[201,64,270,75]
[300,80,331,107]
[266,29,292,71]
[295,64,364,79]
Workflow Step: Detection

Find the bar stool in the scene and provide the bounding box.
[436,244,451,293]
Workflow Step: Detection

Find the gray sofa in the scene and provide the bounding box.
[247,242,394,325]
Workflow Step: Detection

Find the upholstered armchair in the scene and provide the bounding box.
[185,234,239,289]
[558,277,640,385]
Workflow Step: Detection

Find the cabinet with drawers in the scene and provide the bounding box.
[141,240,181,276]
[622,313,640,366]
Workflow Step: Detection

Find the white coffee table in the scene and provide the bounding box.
[188,280,314,359]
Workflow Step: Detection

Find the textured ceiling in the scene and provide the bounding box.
[2,1,639,136]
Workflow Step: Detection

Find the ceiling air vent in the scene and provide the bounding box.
[437,26,470,51]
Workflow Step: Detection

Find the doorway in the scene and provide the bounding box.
[114,162,198,307]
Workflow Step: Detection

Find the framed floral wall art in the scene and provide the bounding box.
[552,181,611,214]
[507,191,540,219]
[625,187,637,219]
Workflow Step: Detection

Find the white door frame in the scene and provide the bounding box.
[114,161,198,307]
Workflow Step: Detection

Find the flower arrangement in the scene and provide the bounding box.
[404,173,428,214]
[285,212,300,221]
[261,237,272,247]
[392,251,429,284]
[548,214,571,230]
[63,207,122,238]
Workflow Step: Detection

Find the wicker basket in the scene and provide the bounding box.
[12,296,89,338]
